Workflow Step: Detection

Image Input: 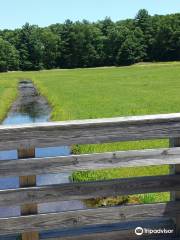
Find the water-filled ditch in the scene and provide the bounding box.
[0,80,85,219]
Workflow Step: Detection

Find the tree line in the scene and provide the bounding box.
[0,9,179,72]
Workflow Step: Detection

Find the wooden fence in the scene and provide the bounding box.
[1,113,180,239]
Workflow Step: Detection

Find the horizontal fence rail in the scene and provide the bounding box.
[0,174,180,207]
[0,113,180,238]
[0,147,180,177]
[1,113,180,151]
[40,218,177,240]
[39,219,176,240]
[0,202,179,235]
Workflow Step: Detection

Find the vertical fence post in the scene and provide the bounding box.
[169,137,180,236]
[18,146,39,240]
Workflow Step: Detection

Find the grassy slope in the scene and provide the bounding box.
[31,62,180,152]
[0,73,18,122]
[31,62,180,203]
[33,62,180,121]
[1,62,180,202]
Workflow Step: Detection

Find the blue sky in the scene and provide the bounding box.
[0,0,180,29]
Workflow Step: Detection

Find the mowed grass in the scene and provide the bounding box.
[0,74,18,122]
[32,62,180,121]
[31,62,180,203]
[1,62,180,203]
[31,62,180,152]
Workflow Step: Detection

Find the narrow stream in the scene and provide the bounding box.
[0,80,85,219]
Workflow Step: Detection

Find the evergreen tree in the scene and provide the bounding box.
[116,28,146,65]
[0,10,179,71]
[0,38,19,72]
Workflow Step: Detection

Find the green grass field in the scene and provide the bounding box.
[0,62,180,204]
[0,74,18,122]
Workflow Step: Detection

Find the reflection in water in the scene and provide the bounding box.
[0,80,85,222]
[3,80,51,124]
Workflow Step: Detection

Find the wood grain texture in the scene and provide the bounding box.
[0,202,179,235]
[1,113,180,150]
[0,175,179,207]
[44,230,132,240]
[40,218,176,240]
[45,230,175,240]
[41,218,175,240]
[46,232,128,240]
[1,147,180,177]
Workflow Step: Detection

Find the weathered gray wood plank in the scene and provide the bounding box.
[0,175,179,207]
[40,219,176,240]
[1,147,180,177]
[44,230,175,240]
[44,235,179,240]
[44,231,136,240]
[0,202,179,235]
[45,233,178,240]
[1,113,180,150]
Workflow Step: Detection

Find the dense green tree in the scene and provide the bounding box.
[153,25,180,61]
[0,10,179,71]
[172,30,180,59]
[135,9,151,32]
[97,17,114,36]
[17,23,44,70]
[104,25,129,65]
[40,29,60,69]
[135,9,154,60]
[116,28,146,65]
[0,38,19,71]
[58,20,104,68]
[71,21,104,67]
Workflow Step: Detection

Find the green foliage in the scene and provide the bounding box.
[153,24,180,61]
[0,10,179,71]
[17,23,45,70]
[40,28,60,69]
[0,38,19,71]
[116,28,146,65]
[59,20,104,68]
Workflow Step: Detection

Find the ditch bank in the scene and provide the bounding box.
[0,80,85,220]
